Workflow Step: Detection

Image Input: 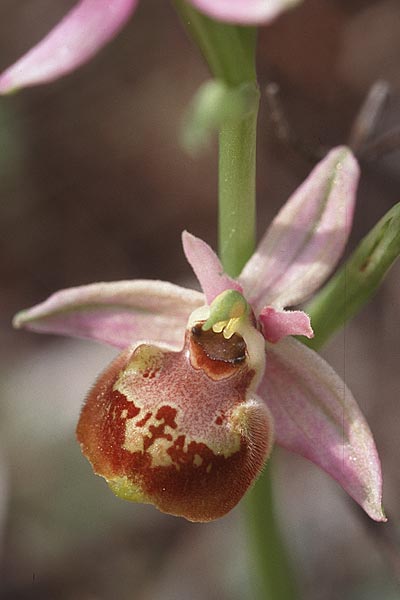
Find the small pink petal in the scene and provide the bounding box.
[182,231,242,303]
[239,147,360,312]
[259,337,385,522]
[0,0,138,93]
[259,306,313,343]
[189,0,301,25]
[13,280,204,350]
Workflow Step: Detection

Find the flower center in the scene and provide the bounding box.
[187,289,266,387]
[202,290,249,340]
[191,323,246,364]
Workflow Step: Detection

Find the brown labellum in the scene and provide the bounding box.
[77,325,273,522]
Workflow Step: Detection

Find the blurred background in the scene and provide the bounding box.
[0,0,399,598]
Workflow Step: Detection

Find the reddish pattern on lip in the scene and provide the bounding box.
[77,328,273,522]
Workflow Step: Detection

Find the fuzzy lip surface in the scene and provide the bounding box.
[77,328,273,522]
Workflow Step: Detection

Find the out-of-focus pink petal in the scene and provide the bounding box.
[258,337,385,521]
[239,147,359,312]
[182,231,242,303]
[189,0,301,25]
[13,280,204,350]
[259,306,313,343]
[0,0,138,93]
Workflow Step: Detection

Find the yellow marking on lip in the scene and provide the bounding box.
[114,342,244,467]
[146,438,175,467]
[123,412,175,456]
[107,476,148,504]
[122,405,242,469]
[193,454,203,467]
[115,345,165,385]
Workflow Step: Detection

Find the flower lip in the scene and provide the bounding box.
[77,330,273,522]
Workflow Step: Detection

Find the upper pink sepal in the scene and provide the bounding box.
[259,306,313,343]
[13,280,204,350]
[189,0,301,25]
[239,147,360,313]
[0,0,138,93]
[182,231,242,303]
[259,337,386,521]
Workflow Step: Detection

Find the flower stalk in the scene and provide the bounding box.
[174,0,259,276]
[173,0,257,85]
[245,460,297,600]
[218,110,258,276]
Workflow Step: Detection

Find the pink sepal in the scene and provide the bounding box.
[189,0,301,25]
[0,0,138,93]
[13,280,204,350]
[182,231,242,303]
[239,147,359,312]
[259,306,313,343]
[259,337,386,522]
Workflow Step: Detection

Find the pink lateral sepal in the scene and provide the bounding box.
[259,306,314,343]
[13,280,204,350]
[182,231,242,303]
[0,0,138,93]
[259,337,386,522]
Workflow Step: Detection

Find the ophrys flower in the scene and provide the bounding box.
[14,147,385,522]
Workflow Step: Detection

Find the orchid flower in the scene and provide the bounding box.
[0,0,301,94]
[14,147,385,523]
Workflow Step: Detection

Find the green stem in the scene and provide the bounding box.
[173,0,256,85]
[245,456,297,600]
[220,108,295,591]
[174,3,296,598]
[218,109,258,276]
[174,1,258,277]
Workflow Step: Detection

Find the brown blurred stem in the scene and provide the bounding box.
[264,82,328,162]
[265,79,400,162]
[360,127,400,161]
[347,80,390,153]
